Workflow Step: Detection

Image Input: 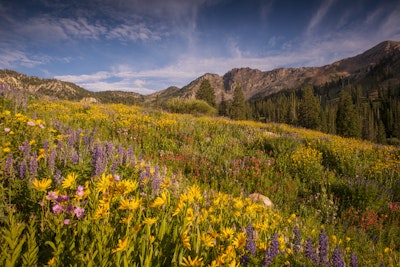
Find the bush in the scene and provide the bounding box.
[163,98,217,116]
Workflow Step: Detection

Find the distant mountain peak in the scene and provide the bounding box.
[1,40,399,105]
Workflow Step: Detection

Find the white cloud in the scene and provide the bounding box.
[0,49,48,68]
[60,17,107,39]
[106,23,161,41]
[306,0,336,35]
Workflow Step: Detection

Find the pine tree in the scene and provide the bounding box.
[298,87,321,130]
[195,79,216,107]
[336,91,361,138]
[218,92,228,116]
[231,85,246,120]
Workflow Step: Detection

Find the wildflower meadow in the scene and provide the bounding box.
[1,85,400,266]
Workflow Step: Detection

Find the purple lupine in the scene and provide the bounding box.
[57,139,63,151]
[71,151,79,164]
[318,229,329,266]
[83,134,90,147]
[94,155,104,176]
[151,166,162,193]
[48,149,56,174]
[21,141,31,159]
[68,130,75,146]
[117,145,125,165]
[246,223,257,256]
[332,246,345,267]
[350,253,358,267]
[240,254,251,266]
[293,226,302,253]
[29,152,38,178]
[126,146,135,166]
[19,161,27,179]
[92,144,106,176]
[110,158,118,174]
[305,238,317,264]
[74,207,85,218]
[263,234,279,266]
[52,204,63,214]
[5,154,13,177]
[43,140,49,152]
[105,141,114,159]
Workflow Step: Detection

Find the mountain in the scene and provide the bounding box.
[0,69,142,104]
[149,40,400,103]
[1,40,399,105]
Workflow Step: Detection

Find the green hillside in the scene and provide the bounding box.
[1,86,399,266]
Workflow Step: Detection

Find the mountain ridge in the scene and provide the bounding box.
[1,40,399,105]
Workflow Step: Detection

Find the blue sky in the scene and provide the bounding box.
[1,0,399,94]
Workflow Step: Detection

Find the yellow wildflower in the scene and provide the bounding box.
[330,235,337,245]
[384,247,392,254]
[201,234,216,248]
[142,217,157,225]
[93,203,110,219]
[221,227,235,240]
[32,178,52,192]
[278,235,285,251]
[160,177,171,188]
[233,232,246,248]
[119,197,142,211]
[187,184,202,203]
[181,230,191,251]
[112,238,128,253]
[150,190,168,208]
[233,197,244,210]
[96,173,114,193]
[172,198,184,216]
[181,255,204,267]
[3,147,11,153]
[62,173,77,189]
[116,180,138,195]
[257,241,267,251]
[149,235,156,244]
[47,256,56,266]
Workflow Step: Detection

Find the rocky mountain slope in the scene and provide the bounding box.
[1,40,399,104]
[148,40,400,104]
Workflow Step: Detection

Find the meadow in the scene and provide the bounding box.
[0,86,399,266]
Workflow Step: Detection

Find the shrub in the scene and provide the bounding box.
[163,98,217,116]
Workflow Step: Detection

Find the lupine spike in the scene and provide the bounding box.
[318,229,329,266]
[332,246,345,267]
[263,234,279,266]
[245,223,257,256]
[350,252,358,267]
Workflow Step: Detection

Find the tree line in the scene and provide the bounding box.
[250,82,400,145]
[194,78,400,145]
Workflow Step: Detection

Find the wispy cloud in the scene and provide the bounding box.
[60,18,107,39]
[306,0,336,35]
[0,49,49,68]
